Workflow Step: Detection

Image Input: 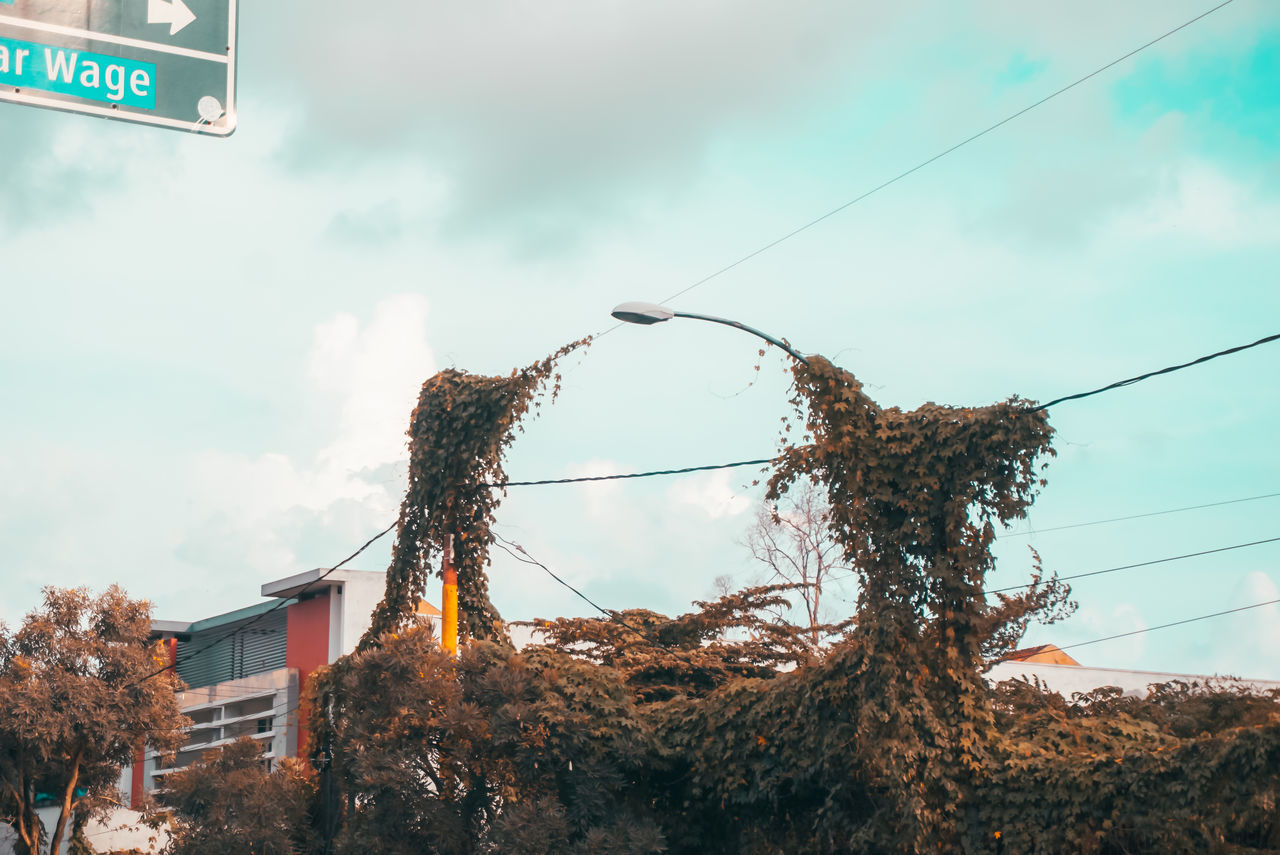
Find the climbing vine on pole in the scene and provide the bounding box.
[361,338,591,648]
[767,355,1060,850]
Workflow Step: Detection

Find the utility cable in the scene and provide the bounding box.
[172,677,303,696]
[1028,332,1280,412]
[985,535,1280,595]
[123,328,1277,684]
[641,0,1239,313]
[495,331,1280,487]
[494,457,776,487]
[818,533,1280,590]
[491,532,727,665]
[126,694,308,803]
[493,528,1280,677]
[491,534,667,647]
[1003,490,1280,537]
[1044,597,1280,657]
[492,533,619,623]
[127,519,398,688]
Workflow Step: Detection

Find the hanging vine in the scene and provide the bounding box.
[766,354,1061,850]
[203,344,1280,855]
[361,338,591,648]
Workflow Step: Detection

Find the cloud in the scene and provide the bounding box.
[307,293,436,473]
[0,110,172,232]
[1063,602,1148,668]
[668,469,753,519]
[1109,159,1280,247]
[1213,572,1280,679]
[0,448,134,609]
[488,453,766,623]
[251,0,917,235]
[949,98,1185,248]
[270,2,891,138]
[565,459,629,511]
[325,201,407,246]
[170,294,436,590]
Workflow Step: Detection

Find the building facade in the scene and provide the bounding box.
[121,568,438,806]
[989,643,1280,698]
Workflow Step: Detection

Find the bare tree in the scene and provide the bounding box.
[743,479,853,648]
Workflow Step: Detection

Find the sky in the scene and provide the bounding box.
[1,0,1278,680]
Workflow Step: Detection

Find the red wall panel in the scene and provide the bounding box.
[286,592,331,755]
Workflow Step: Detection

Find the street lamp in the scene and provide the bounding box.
[610,301,808,364]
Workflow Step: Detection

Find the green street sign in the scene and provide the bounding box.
[0,0,237,136]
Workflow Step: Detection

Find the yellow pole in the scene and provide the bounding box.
[441,533,458,656]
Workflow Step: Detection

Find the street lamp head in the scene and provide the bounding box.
[611,301,675,325]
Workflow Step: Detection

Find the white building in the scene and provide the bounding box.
[988,643,1280,697]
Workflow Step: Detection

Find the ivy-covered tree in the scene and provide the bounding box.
[362,340,590,647]
[981,677,1280,852]
[311,345,591,851]
[0,587,188,855]
[311,623,664,855]
[288,343,1276,855]
[766,355,1066,851]
[531,583,816,703]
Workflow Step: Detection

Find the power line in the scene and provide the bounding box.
[492,533,618,622]
[495,332,1280,488]
[173,677,311,697]
[146,477,1277,674]
[819,532,1280,589]
[495,457,776,487]
[1048,597,1280,656]
[125,342,1274,677]
[1003,490,1280,537]
[1028,332,1280,413]
[153,476,1277,679]
[645,0,1238,311]
[129,331,1276,676]
[129,519,398,688]
[105,4,1250,681]
[491,532,717,662]
[494,525,1280,674]
[986,535,1280,596]
[102,694,309,825]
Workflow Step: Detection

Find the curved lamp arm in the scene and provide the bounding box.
[610,301,808,365]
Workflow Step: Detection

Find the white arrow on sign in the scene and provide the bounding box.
[147,0,196,35]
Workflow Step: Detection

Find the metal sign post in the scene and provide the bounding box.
[0,0,237,135]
